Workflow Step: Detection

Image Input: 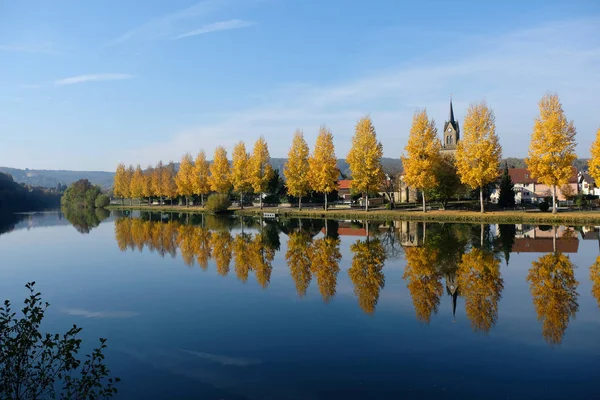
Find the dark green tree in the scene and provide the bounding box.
[425,155,464,209]
[60,179,102,209]
[497,224,516,265]
[498,163,515,208]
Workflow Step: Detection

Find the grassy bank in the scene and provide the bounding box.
[107,204,600,225]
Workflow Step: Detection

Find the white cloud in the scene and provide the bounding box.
[176,19,255,39]
[123,17,600,167]
[54,73,135,86]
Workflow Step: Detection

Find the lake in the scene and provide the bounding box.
[1,211,599,399]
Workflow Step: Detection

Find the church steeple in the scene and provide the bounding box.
[449,98,456,124]
[441,97,460,154]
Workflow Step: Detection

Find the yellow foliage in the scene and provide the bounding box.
[402,247,442,323]
[346,116,384,200]
[113,163,128,200]
[177,224,197,266]
[588,128,600,185]
[310,237,341,303]
[161,163,178,200]
[456,249,503,333]
[130,165,145,200]
[142,166,153,199]
[233,233,253,282]
[114,218,131,251]
[193,151,211,199]
[401,110,441,193]
[194,227,212,270]
[209,146,232,194]
[455,102,502,190]
[309,126,338,208]
[210,231,233,276]
[251,233,275,289]
[348,238,386,314]
[589,256,600,308]
[175,153,194,200]
[526,94,577,197]
[249,137,274,201]
[284,130,311,201]
[286,231,313,298]
[151,161,164,201]
[231,142,252,196]
[527,252,579,345]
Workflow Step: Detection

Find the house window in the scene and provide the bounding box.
[446,136,452,145]
[525,174,529,179]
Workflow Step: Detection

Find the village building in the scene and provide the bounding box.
[490,167,579,204]
[578,172,600,196]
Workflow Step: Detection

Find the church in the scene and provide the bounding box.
[398,99,460,203]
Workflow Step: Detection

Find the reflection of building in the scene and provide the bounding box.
[396,221,423,247]
[445,273,458,321]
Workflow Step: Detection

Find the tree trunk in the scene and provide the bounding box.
[122,198,124,206]
[299,197,302,211]
[480,224,484,247]
[148,197,151,206]
[201,194,204,207]
[324,193,328,211]
[240,193,244,210]
[186,197,189,208]
[480,186,484,213]
[552,185,557,214]
[422,191,426,213]
[365,193,369,212]
[553,225,557,252]
[260,194,263,210]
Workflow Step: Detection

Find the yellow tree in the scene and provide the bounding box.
[456,249,504,333]
[590,256,600,308]
[231,141,252,209]
[526,93,577,214]
[286,231,313,298]
[142,166,153,205]
[348,238,386,314]
[402,247,442,324]
[588,128,600,185]
[161,162,178,206]
[113,163,127,205]
[151,161,164,205]
[249,137,273,210]
[347,116,384,212]
[125,165,134,205]
[209,146,231,194]
[455,102,502,213]
[309,237,341,302]
[527,252,579,345]
[401,109,441,212]
[193,151,211,206]
[175,153,194,207]
[284,130,311,210]
[130,165,145,204]
[309,126,338,211]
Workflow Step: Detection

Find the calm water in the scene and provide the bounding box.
[1,211,600,399]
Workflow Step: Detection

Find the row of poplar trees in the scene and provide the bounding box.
[404,93,598,214]
[113,116,385,211]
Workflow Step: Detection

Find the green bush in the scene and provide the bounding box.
[205,194,231,213]
[95,194,110,208]
[538,201,550,212]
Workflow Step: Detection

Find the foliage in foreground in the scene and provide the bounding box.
[0,282,119,399]
[205,193,232,213]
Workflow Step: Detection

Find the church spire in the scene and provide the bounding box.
[449,97,456,123]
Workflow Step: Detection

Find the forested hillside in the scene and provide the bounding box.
[0,167,115,189]
[0,172,61,212]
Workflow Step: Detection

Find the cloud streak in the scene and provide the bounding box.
[54,73,134,86]
[176,19,255,39]
[0,41,61,55]
[62,308,139,319]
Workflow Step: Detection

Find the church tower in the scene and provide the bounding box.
[440,99,460,155]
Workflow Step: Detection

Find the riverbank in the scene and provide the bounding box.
[106,204,600,225]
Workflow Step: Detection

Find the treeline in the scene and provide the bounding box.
[115,93,600,214]
[0,172,62,212]
[60,179,110,209]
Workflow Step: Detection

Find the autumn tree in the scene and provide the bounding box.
[128,165,143,205]
[347,116,385,211]
[456,249,503,333]
[401,109,441,212]
[590,256,600,308]
[526,93,577,214]
[309,126,338,211]
[151,161,164,205]
[286,230,313,298]
[310,237,341,302]
[348,238,386,314]
[209,146,231,194]
[249,137,273,210]
[231,141,252,209]
[113,163,128,205]
[161,162,178,206]
[175,153,194,207]
[125,165,134,205]
[528,252,579,345]
[455,102,502,213]
[193,151,211,206]
[588,128,600,187]
[403,247,443,324]
[142,166,153,205]
[284,130,311,210]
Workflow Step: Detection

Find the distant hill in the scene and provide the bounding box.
[0,167,115,189]
[0,172,61,212]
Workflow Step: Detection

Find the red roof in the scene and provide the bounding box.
[338,180,352,190]
[509,167,578,184]
[512,238,579,253]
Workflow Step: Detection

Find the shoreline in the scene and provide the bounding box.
[106,204,600,225]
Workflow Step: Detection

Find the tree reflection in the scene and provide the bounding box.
[177,224,197,267]
[286,231,313,298]
[233,233,253,282]
[456,249,503,333]
[114,218,131,251]
[210,231,233,276]
[528,252,579,345]
[251,233,275,289]
[590,256,600,308]
[194,227,212,270]
[310,237,341,303]
[348,238,386,314]
[402,247,442,323]
[63,207,109,234]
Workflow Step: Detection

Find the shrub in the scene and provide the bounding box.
[538,201,550,212]
[95,194,110,208]
[0,282,120,398]
[205,194,231,213]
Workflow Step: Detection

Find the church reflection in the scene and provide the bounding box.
[112,213,587,344]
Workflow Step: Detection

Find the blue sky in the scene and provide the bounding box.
[1,0,599,171]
